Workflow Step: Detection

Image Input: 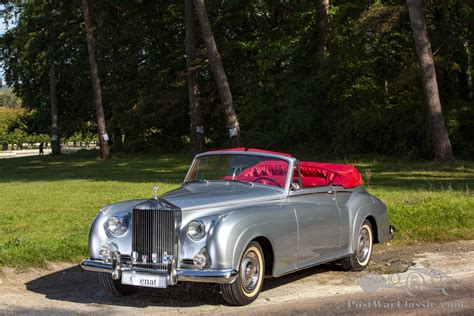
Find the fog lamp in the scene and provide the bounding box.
[193,254,206,268]
[99,245,111,262]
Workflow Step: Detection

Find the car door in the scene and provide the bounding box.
[287,186,342,269]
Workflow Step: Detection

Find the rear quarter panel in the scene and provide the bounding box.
[335,187,390,254]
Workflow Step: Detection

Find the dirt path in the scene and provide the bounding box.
[1,241,473,315]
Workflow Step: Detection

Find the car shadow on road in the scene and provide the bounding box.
[263,263,343,292]
[25,264,340,308]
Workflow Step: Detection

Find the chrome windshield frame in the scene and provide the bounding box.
[183,151,296,194]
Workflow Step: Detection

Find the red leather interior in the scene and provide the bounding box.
[239,160,288,177]
[215,148,363,189]
[223,160,288,187]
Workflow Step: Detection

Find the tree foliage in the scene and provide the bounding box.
[0,0,472,158]
[0,87,20,108]
[0,106,48,148]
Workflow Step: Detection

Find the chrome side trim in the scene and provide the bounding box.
[176,269,238,284]
[80,259,238,284]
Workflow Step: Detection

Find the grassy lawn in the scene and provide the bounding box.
[0,150,473,268]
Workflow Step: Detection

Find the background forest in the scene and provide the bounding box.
[0,0,473,159]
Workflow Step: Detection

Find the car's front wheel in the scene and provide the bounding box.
[220,241,265,305]
[99,273,139,296]
[340,219,373,271]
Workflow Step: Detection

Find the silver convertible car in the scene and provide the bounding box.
[81,148,392,305]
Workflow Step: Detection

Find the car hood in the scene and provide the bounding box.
[159,181,285,211]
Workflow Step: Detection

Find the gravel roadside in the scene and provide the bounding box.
[0,240,473,315]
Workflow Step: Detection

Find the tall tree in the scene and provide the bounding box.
[48,55,61,155]
[318,0,329,65]
[465,40,473,100]
[193,0,241,146]
[407,0,454,162]
[185,0,204,153]
[81,0,110,159]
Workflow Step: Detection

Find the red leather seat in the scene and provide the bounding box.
[223,160,288,187]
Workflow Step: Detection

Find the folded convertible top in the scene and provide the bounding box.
[299,161,363,188]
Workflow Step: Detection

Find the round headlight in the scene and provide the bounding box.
[187,219,206,240]
[106,215,128,236]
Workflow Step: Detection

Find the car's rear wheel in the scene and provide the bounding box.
[220,241,265,306]
[341,219,373,271]
[99,273,139,296]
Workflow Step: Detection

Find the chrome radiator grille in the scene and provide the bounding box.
[132,208,177,264]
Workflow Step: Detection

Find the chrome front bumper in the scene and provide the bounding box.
[80,256,238,285]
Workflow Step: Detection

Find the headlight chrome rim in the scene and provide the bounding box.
[105,215,129,236]
[187,219,206,241]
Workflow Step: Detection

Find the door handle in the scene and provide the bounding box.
[328,189,336,194]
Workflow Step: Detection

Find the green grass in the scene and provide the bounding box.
[0,150,190,268]
[357,161,474,243]
[0,150,473,268]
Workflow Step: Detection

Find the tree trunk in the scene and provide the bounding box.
[48,58,61,155]
[81,0,110,159]
[185,0,205,153]
[318,0,329,66]
[193,0,241,146]
[407,0,454,162]
[465,40,472,100]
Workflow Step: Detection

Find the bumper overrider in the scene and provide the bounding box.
[80,251,238,286]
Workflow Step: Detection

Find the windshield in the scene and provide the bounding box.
[184,154,289,188]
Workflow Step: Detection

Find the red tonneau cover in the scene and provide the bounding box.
[299,161,363,188]
[210,148,363,188]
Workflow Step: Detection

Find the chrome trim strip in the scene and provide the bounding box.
[80,259,113,273]
[176,269,238,284]
[80,259,238,284]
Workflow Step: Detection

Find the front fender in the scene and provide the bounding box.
[89,199,146,259]
[206,201,297,277]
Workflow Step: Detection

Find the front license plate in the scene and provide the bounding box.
[121,271,168,288]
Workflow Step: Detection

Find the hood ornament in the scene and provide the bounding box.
[152,185,160,200]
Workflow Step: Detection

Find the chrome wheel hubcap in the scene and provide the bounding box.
[240,251,260,292]
[357,228,371,263]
